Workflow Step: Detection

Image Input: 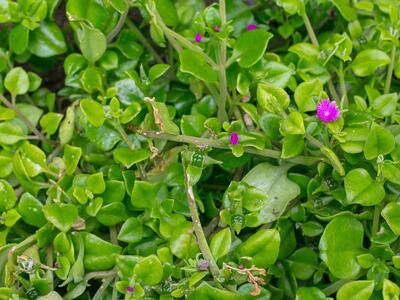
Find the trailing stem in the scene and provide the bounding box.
[0,94,52,144]
[216,0,229,122]
[302,12,340,103]
[183,166,220,278]
[384,44,396,94]
[136,130,324,165]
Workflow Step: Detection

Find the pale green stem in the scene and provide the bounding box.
[113,120,133,149]
[339,61,348,107]
[0,94,51,144]
[138,130,324,165]
[371,203,383,246]
[302,12,340,103]
[183,166,219,278]
[107,9,128,43]
[322,271,367,296]
[216,0,228,122]
[147,1,216,68]
[92,275,116,300]
[125,19,164,64]
[384,44,396,94]
[305,132,325,149]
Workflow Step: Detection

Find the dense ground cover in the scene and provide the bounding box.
[0,0,399,299]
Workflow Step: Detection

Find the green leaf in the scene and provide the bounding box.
[59,106,75,145]
[145,98,180,135]
[134,255,163,285]
[280,112,305,135]
[80,98,105,127]
[319,215,364,279]
[294,79,323,112]
[179,49,217,83]
[383,279,400,300]
[372,93,398,118]
[260,61,295,88]
[27,72,42,92]
[96,202,127,226]
[296,287,326,300]
[210,228,231,260]
[180,114,206,137]
[382,164,400,185]
[84,123,121,151]
[4,67,29,96]
[241,163,300,226]
[86,197,103,217]
[63,144,82,175]
[344,168,385,206]
[257,83,290,114]
[9,24,29,55]
[40,112,63,135]
[112,147,151,168]
[0,122,26,144]
[364,124,395,160]
[87,172,106,194]
[131,181,160,209]
[0,106,16,121]
[117,217,143,243]
[29,21,67,57]
[0,180,16,212]
[236,229,280,268]
[64,54,88,76]
[19,142,48,177]
[276,0,305,15]
[330,0,357,21]
[232,29,273,68]
[100,181,125,204]
[337,280,374,300]
[352,49,390,77]
[156,0,178,27]
[43,203,78,232]
[287,247,318,280]
[80,67,104,94]
[289,43,319,62]
[281,135,305,159]
[77,22,107,63]
[99,50,118,70]
[381,202,400,236]
[66,0,118,33]
[149,64,170,82]
[107,0,128,13]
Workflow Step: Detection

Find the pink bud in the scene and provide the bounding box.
[230,132,239,145]
[195,33,202,43]
[126,286,134,293]
[247,24,257,31]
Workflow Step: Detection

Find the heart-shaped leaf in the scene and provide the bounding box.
[344,168,385,206]
[43,203,79,232]
[319,215,363,279]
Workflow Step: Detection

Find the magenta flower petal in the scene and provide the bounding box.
[195,33,202,43]
[126,286,134,293]
[230,132,239,145]
[316,99,340,123]
[247,24,257,31]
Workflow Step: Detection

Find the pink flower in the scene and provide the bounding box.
[195,33,202,43]
[126,286,134,293]
[230,132,239,145]
[213,25,220,32]
[247,24,257,31]
[316,99,340,123]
